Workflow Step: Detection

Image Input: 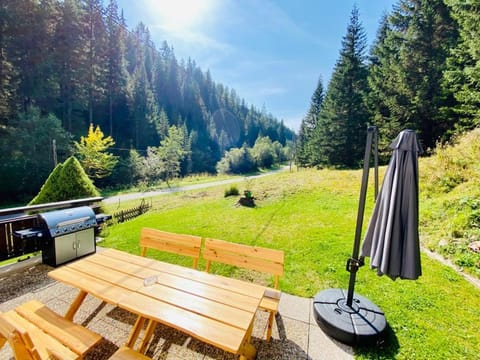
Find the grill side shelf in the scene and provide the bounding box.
[13,228,44,239]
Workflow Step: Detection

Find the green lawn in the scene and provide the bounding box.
[101,168,480,359]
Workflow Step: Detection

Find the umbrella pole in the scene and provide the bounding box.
[346,126,376,306]
[312,126,386,345]
[374,127,379,199]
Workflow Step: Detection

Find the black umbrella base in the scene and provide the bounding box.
[313,288,386,346]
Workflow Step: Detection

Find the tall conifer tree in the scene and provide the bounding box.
[368,0,456,150]
[444,0,480,130]
[297,77,324,167]
[311,6,369,168]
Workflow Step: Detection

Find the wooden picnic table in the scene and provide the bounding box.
[48,248,266,360]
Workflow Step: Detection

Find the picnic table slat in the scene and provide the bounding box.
[48,266,132,305]
[70,255,254,330]
[118,291,248,354]
[102,249,265,297]
[86,253,261,312]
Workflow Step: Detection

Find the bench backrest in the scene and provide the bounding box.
[140,228,202,269]
[203,238,284,288]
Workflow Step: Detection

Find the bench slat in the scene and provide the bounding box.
[205,238,285,264]
[204,246,284,275]
[204,238,284,276]
[140,228,201,262]
[260,297,279,313]
[15,300,102,356]
[1,310,78,360]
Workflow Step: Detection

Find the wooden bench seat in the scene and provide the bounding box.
[0,300,102,359]
[140,228,202,269]
[203,238,285,341]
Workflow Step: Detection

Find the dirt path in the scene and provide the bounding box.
[103,167,289,205]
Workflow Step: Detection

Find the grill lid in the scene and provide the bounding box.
[39,206,97,237]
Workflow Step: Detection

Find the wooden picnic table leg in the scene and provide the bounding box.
[126,316,147,348]
[139,320,157,354]
[0,334,6,349]
[65,290,88,321]
[239,319,257,360]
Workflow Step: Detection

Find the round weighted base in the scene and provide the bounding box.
[313,288,386,346]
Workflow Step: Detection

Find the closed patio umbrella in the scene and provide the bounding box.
[313,127,422,345]
[360,129,422,280]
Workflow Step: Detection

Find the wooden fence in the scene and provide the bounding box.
[112,199,151,224]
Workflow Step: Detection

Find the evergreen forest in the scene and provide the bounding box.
[2,0,480,204]
[0,0,294,203]
[297,1,480,167]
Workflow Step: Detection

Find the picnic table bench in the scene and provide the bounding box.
[0,299,149,360]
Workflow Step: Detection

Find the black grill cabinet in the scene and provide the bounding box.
[14,206,102,267]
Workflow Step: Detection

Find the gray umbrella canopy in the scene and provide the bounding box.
[360,129,422,280]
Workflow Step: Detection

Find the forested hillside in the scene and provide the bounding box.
[297,0,480,168]
[0,0,294,203]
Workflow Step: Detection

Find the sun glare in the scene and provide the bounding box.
[146,0,214,32]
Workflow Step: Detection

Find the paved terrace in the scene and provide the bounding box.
[0,255,353,360]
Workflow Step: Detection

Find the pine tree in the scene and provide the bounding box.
[311,6,369,168]
[368,0,457,150]
[54,0,89,133]
[105,0,128,140]
[0,8,16,124]
[85,0,108,125]
[444,0,480,131]
[297,77,324,167]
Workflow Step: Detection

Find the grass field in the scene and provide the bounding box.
[101,168,480,359]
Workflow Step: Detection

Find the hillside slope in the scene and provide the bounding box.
[420,128,480,279]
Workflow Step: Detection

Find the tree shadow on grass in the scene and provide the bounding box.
[353,323,400,359]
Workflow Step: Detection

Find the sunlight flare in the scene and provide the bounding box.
[145,0,215,32]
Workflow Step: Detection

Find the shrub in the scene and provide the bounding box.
[29,156,100,205]
[251,136,276,168]
[216,146,257,174]
[224,185,240,197]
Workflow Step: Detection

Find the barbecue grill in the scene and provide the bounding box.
[14,206,110,267]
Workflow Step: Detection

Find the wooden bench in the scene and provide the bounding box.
[0,299,102,359]
[203,238,284,341]
[140,228,202,269]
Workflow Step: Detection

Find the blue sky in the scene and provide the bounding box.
[113,0,396,131]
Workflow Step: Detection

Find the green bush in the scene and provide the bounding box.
[29,156,100,205]
[224,185,239,197]
[216,146,257,174]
